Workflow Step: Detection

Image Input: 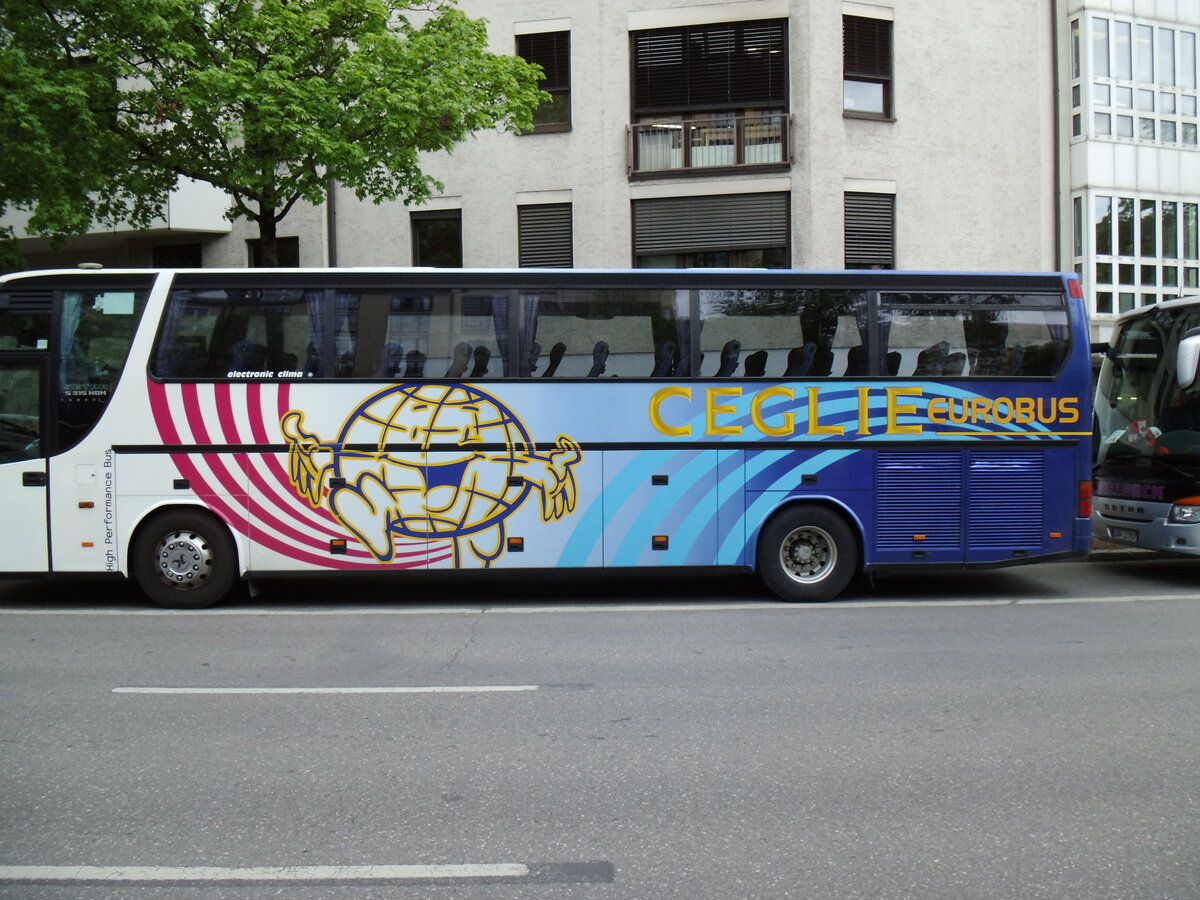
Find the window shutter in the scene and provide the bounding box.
[517,32,570,92]
[632,19,786,113]
[518,203,573,268]
[633,193,789,255]
[844,192,895,269]
[843,16,891,78]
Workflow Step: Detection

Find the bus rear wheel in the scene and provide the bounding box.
[131,510,238,609]
[757,506,858,603]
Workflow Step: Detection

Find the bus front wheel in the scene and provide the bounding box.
[131,510,239,609]
[757,506,858,603]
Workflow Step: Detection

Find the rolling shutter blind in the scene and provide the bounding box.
[633,192,789,255]
[843,16,891,78]
[844,192,895,268]
[632,19,786,113]
[517,32,570,92]
[518,203,573,268]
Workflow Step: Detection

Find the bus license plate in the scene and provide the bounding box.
[1108,526,1139,543]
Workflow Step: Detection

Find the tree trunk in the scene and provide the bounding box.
[255,207,278,267]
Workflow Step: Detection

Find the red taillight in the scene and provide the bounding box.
[1079,480,1093,518]
[1067,278,1084,299]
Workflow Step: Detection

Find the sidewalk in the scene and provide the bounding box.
[1089,537,1155,558]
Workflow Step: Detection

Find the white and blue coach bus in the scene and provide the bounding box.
[0,267,1093,607]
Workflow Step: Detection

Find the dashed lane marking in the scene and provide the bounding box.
[0,862,615,886]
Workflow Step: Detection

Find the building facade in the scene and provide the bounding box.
[1066,0,1200,341]
[11,0,1197,341]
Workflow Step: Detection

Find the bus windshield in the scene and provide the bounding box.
[1095,304,1200,468]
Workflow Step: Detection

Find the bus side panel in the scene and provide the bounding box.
[114,453,251,574]
[715,449,747,566]
[466,447,605,570]
[743,447,873,567]
[600,450,718,567]
[244,451,435,573]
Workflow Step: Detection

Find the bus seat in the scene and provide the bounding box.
[944,351,967,375]
[744,349,768,377]
[587,340,609,377]
[651,340,676,377]
[157,341,203,377]
[445,342,471,377]
[469,345,491,378]
[525,342,541,376]
[844,344,869,376]
[377,342,404,377]
[784,342,815,376]
[1007,344,1024,375]
[231,339,267,370]
[886,351,901,375]
[404,349,425,378]
[914,340,949,375]
[305,343,324,377]
[716,339,741,377]
[542,342,566,378]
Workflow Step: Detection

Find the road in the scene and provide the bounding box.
[0,553,1197,899]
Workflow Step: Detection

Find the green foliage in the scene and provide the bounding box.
[0,0,545,262]
[0,228,25,274]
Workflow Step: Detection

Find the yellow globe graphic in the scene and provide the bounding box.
[331,382,534,540]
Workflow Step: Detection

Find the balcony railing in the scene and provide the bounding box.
[628,114,792,175]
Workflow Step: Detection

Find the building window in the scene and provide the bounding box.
[411,210,462,268]
[152,243,203,268]
[629,19,789,175]
[843,15,892,118]
[1083,15,1198,147]
[246,237,300,268]
[1085,192,1200,311]
[844,192,895,269]
[631,192,790,268]
[518,203,573,267]
[516,31,570,132]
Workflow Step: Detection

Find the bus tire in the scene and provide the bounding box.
[131,509,239,609]
[757,505,858,603]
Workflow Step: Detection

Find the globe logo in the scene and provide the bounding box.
[281,383,583,566]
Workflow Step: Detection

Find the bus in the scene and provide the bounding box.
[1093,295,1200,553]
[0,267,1093,608]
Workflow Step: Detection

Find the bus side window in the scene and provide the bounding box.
[155,289,319,379]
[522,289,678,379]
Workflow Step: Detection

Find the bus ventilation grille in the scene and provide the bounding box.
[965,451,1044,548]
[877,452,963,550]
[877,450,1045,551]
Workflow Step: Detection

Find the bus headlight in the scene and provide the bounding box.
[1169,502,1200,523]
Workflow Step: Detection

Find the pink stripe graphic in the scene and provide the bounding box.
[147,379,444,570]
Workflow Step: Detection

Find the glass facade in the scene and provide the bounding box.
[1070,11,1200,327]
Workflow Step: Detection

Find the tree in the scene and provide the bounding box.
[0,0,545,265]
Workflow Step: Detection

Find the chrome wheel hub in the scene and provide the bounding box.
[155,530,213,589]
[780,526,835,583]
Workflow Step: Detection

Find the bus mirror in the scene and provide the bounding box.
[1177,328,1200,390]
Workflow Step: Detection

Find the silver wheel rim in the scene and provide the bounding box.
[154,530,213,590]
[778,525,836,584]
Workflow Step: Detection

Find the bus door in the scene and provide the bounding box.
[0,355,49,571]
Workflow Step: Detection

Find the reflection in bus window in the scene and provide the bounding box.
[696,289,865,378]
[882,294,1068,377]
[520,289,685,378]
[0,360,40,462]
[155,289,318,378]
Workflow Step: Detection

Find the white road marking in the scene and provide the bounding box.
[0,864,528,883]
[112,684,540,694]
[0,595,1187,615]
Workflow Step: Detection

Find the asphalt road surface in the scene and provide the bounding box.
[0,552,1197,899]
